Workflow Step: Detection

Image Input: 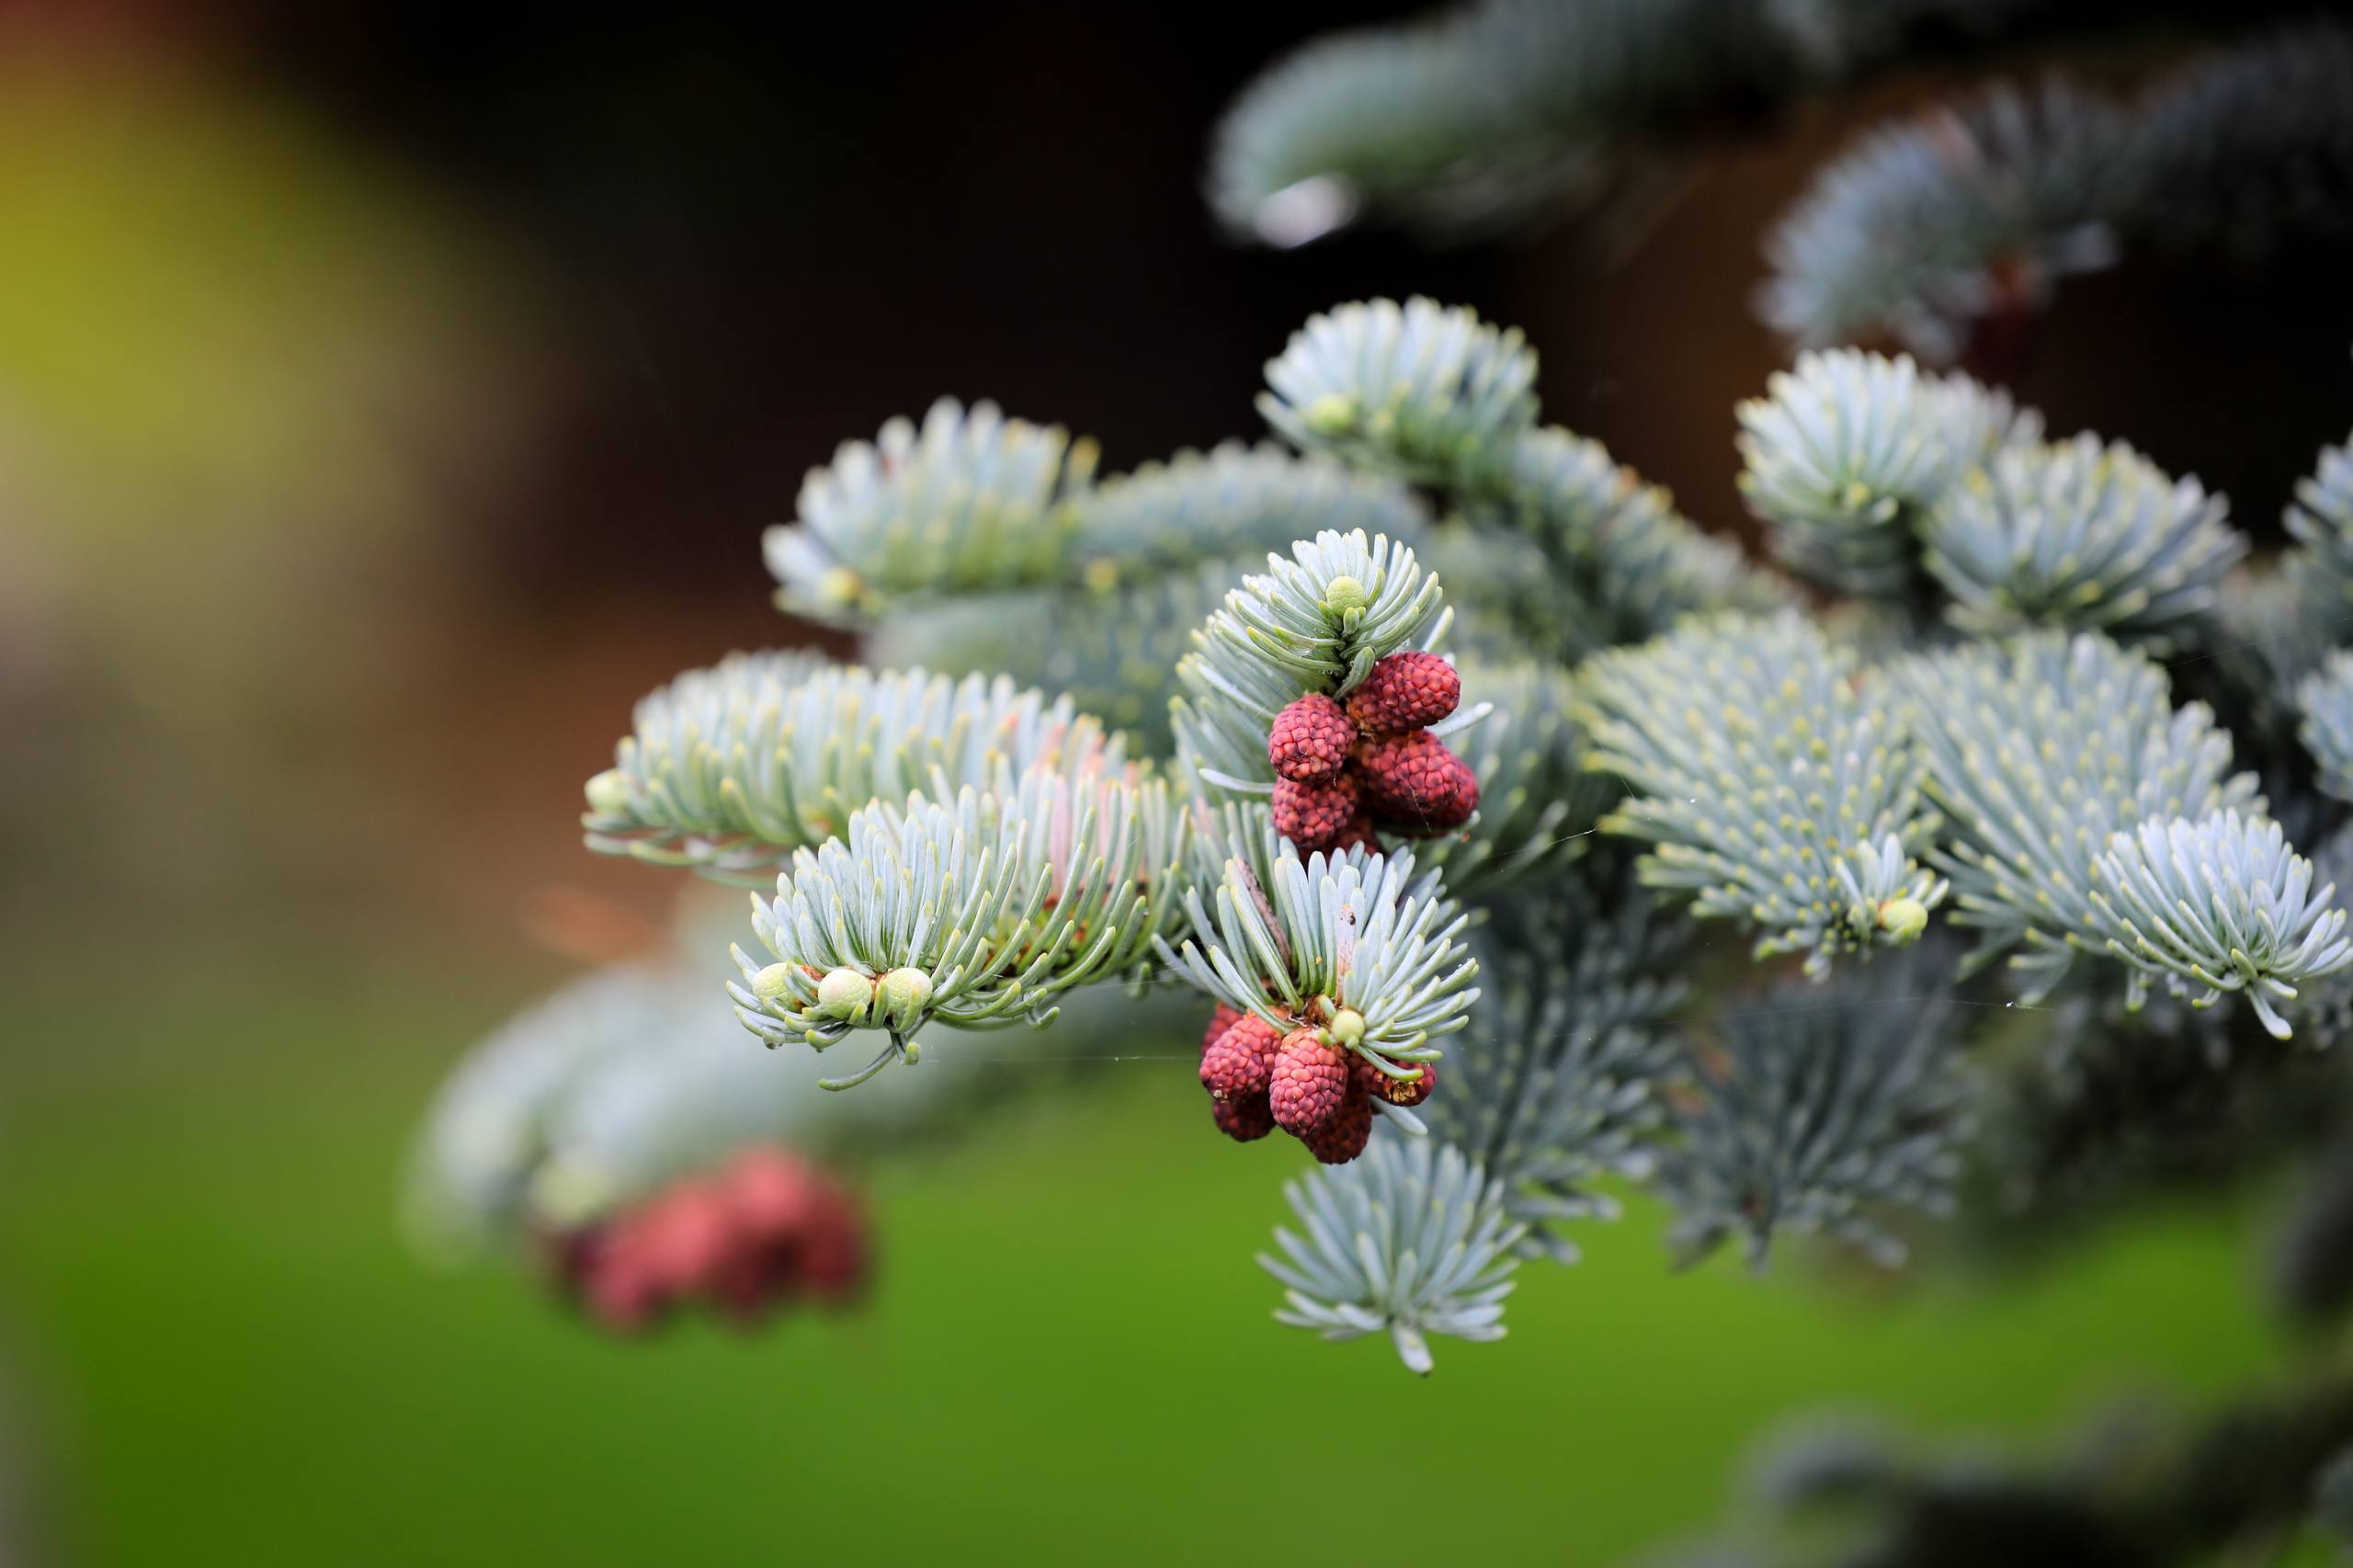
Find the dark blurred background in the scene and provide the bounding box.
[5,4,2350,1564]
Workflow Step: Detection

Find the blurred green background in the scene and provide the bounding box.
[3,6,2344,1565]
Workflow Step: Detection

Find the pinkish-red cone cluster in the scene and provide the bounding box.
[551,1145,870,1335]
[1195,1006,1436,1165]
[1266,651,1477,855]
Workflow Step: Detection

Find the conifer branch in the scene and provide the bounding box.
[1922,433,2241,649]
[2301,650,2353,804]
[1895,631,2350,1033]
[1258,1135,1525,1374]
[1763,26,2353,361]
[1430,882,1693,1261]
[1258,298,1540,488]
[728,767,1188,1074]
[582,654,1122,880]
[1577,611,1947,975]
[764,399,1099,626]
[1655,953,1977,1269]
[1737,348,2036,597]
[1156,831,1479,1068]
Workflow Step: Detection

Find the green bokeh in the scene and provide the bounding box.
[0,940,2287,1567]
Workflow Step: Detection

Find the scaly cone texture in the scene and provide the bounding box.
[1347,649,1461,733]
[1270,1028,1353,1138]
[1172,527,1450,807]
[1200,1013,1282,1108]
[1577,610,1946,976]
[1271,771,1359,850]
[1271,652,1478,853]
[1157,828,1480,1163]
[1172,528,1484,858]
[1267,692,1354,782]
[1354,728,1478,835]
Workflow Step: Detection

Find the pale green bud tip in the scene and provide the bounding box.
[752,962,798,1002]
[1303,392,1359,436]
[1877,897,1929,943]
[816,565,865,608]
[1323,574,1369,617]
[877,966,934,1023]
[1327,1007,1366,1047]
[584,768,631,817]
[816,966,875,1021]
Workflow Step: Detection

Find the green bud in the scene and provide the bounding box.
[1327,1006,1366,1048]
[1877,897,1929,943]
[751,962,797,1002]
[816,564,865,608]
[1323,574,1369,618]
[815,966,876,1023]
[583,767,631,817]
[1303,392,1359,437]
[877,966,935,1028]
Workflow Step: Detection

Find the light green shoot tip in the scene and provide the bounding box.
[876,967,936,1028]
[816,966,877,1022]
[1877,897,1929,943]
[1304,392,1359,436]
[817,564,866,608]
[584,768,631,817]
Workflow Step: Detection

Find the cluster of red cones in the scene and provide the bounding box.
[1198,1004,1436,1165]
[1267,651,1477,856]
[549,1145,869,1335]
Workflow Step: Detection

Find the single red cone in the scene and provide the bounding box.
[1268,693,1356,783]
[1302,1079,1374,1164]
[722,1146,821,1241]
[1355,730,1478,832]
[797,1187,870,1304]
[1346,652,1461,734]
[1200,1013,1283,1102]
[1201,1003,1243,1055]
[580,1237,670,1333]
[1358,1053,1437,1108]
[632,1180,737,1295]
[1212,1094,1277,1142]
[1272,772,1359,853]
[1269,1027,1351,1136]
